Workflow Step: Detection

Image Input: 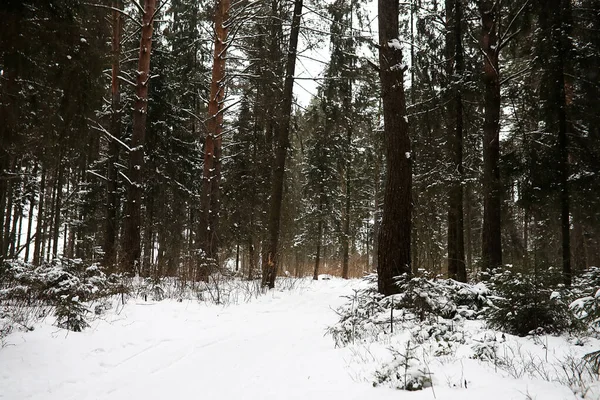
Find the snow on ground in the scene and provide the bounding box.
[0,278,595,400]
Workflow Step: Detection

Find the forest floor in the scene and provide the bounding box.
[0,278,596,400]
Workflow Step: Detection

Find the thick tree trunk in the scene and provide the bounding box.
[122,0,156,274]
[480,0,502,274]
[104,0,123,272]
[377,0,412,296]
[262,0,303,289]
[539,0,572,285]
[199,0,230,276]
[555,7,571,287]
[372,147,382,270]
[446,0,466,282]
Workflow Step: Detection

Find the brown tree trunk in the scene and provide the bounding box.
[377,0,412,296]
[2,174,14,258]
[313,198,324,280]
[33,168,46,266]
[539,0,572,285]
[199,0,230,275]
[372,146,382,270]
[104,0,123,272]
[51,162,64,259]
[341,76,352,280]
[122,0,156,274]
[480,0,502,274]
[446,0,466,282]
[556,6,571,287]
[8,198,20,258]
[262,0,303,289]
[24,195,35,262]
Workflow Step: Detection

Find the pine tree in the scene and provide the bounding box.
[377,0,412,295]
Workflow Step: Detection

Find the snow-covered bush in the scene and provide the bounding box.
[486,265,581,336]
[327,275,491,347]
[392,276,491,321]
[0,259,124,332]
[373,340,432,391]
[326,284,387,347]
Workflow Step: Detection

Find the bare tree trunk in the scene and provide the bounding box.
[552,0,572,286]
[480,0,502,274]
[51,162,64,259]
[262,0,303,288]
[8,198,20,258]
[33,168,46,266]
[377,0,412,296]
[24,195,35,262]
[313,198,324,280]
[122,0,157,274]
[446,0,466,281]
[372,146,382,270]
[465,182,473,270]
[104,0,123,272]
[199,0,230,276]
[2,176,14,257]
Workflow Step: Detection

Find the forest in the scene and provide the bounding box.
[0,0,598,294]
[1,0,599,292]
[2,0,600,398]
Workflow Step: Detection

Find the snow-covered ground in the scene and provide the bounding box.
[0,278,597,399]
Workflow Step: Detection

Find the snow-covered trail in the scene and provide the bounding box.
[0,278,585,400]
[0,279,396,400]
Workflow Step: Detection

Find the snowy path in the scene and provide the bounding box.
[0,279,584,400]
[0,279,394,400]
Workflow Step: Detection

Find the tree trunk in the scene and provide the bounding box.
[122,0,156,274]
[51,162,64,259]
[377,0,412,296]
[199,0,230,277]
[372,146,382,270]
[539,0,572,285]
[555,3,571,287]
[446,0,467,282]
[341,73,353,279]
[446,0,466,282]
[104,0,123,272]
[33,168,46,266]
[262,0,303,288]
[480,0,502,274]
[313,198,324,280]
[24,195,35,263]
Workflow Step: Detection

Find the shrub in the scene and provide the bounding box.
[1,259,123,333]
[486,265,581,336]
[373,340,432,391]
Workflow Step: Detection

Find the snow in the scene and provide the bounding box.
[1,279,597,399]
[387,39,402,50]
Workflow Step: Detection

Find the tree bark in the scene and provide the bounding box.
[199,0,230,276]
[377,0,412,296]
[313,198,324,280]
[480,0,502,274]
[446,0,466,281]
[33,168,46,266]
[51,161,64,259]
[104,0,123,272]
[122,0,156,274]
[262,0,303,288]
[554,0,572,286]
